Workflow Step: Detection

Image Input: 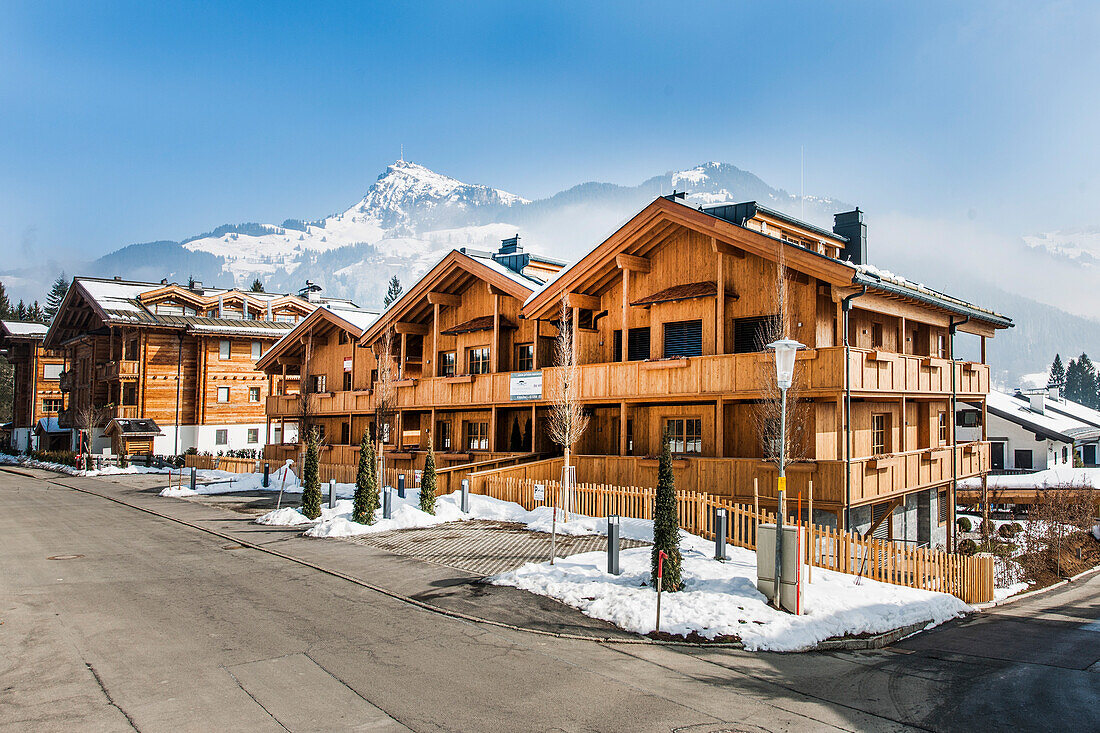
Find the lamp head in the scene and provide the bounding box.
[766,338,805,389]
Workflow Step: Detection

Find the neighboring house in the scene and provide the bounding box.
[0,320,66,452]
[1017,386,1100,466]
[262,197,1012,550]
[958,390,1097,473]
[44,276,371,456]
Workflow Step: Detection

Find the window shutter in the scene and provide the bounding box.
[871,502,890,540]
[663,320,702,358]
[627,328,650,361]
[612,330,622,362]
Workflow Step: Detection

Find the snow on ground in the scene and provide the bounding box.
[0,453,174,477]
[490,531,969,651]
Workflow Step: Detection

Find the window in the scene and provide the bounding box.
[1063,446,1069,464]
[733,316,780,354]
[313,375,327,393]
[343,372,352,391]
[438,351,456,377]
[42,398,63,412]
[247,428,259,444]
[468,347,490,375]
[871,413,890,455]
[514,343,534,371]
[939,489,948,524]
[155,303,184,316]
[576,309,594,330]
[222,308,243,320]
[215,429,228,445]
[663,320,703,358]
[316,424,326,442]
[1014,449,1033,470]
[275,314,297,323]
[466,422,489,451]
[955,410,981,428]
[43,364,63,380]
[871,502,891,539]
[217,386,230,403]
[125,339,138,360]
[937,334,947,359]
[273,426,282,444]
[666,418,702,454]
[437,421,452,450]
[249,387,260,402]
[340,422,350,445]
[219,340,231,360]
[251,341,262,360]
[122,384,138,406]
[871,322,883,349]
[938,412,948,445]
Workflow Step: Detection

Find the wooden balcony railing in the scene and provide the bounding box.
[263,347,992,417]
[96,360,140,381]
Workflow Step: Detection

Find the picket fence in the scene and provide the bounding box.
[485,476,994,604]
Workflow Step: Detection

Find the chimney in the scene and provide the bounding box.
[499,234,522,255]
[218,294,225,318]
[1030,392,1045,415]
[833,208,867,265]
[161,278,169,285]
[299,280,322,303]
[1048,383,1060,401]
[113,275,122,281]
[190,280,203,293]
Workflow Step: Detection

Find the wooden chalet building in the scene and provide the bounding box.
[44,276,367,456]
[262,199,1012,548]
[0,320,66,452]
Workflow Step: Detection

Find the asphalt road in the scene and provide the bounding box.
[1,468,1097,732]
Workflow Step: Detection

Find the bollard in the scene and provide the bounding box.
[382,487,393,520]
[96,457,102,471]
[607,515,621,575]
[329,479,337,509]
[397,473,405,499]
[461,479,470,513]
[714,507,728,560]
[189,467,196,492]
[263,462,270,488]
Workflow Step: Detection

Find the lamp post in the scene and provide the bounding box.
[766,338,805,610]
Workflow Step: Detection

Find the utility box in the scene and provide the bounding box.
[756,524,805,614]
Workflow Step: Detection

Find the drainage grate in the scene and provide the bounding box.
[343,520,647,576]
[47,554,85,561]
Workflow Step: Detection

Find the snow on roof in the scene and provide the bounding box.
[1027,391,1100,430]
[960,466,1100,491]
[984,390,1100,442]
[1,321,48,337]
[34,416,65,433]
[468,252,544,291]
[324,304,379,332]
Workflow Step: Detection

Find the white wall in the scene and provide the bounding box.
[153,423,267,455]
[975,413,1072,470]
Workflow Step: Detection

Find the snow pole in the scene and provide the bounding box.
[276,459,293,510]
[797,491,802,616]
[549,481,558,565]
[655,550,668,633]
[808,480,813,584]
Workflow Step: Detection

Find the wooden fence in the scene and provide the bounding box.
[184,454,262,474]
[484,476,994,604]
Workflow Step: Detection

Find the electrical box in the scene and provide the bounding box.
[756,523,805,614]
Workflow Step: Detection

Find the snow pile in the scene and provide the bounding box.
[257,506,317,526]
[156,467,301,498]
[159,486,199,497]
[490,532,970,652]
[0,453,174,477]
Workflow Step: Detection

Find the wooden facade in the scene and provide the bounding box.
[0,321,66,451]
[261,198,1011,545]
[44,278,327,455]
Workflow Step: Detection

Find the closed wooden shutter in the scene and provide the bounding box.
[663,320,702,358]
[871,502,890,539]
[733,316,779,354]
[612,330,622,361]
[627,328,650,361]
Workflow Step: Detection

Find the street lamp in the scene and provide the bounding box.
[766,337,805,609]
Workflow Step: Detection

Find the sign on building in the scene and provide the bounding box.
[509,371,542,401]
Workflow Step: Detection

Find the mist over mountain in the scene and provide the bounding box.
[1,159,1091,384]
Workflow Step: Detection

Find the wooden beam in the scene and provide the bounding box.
[432,303,440,377]
[716,246,726,354]
[426,291,461,307]
[394,322,429,335]
[619,402,628,455]
[711,238,746,258]
[566,292,601,311]
[615,253,651,272]
[863,496,904,538]
[621,268,630,363]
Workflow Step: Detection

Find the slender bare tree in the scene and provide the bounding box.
[296,332,315,466]
[547,294,589,508]
[74,402,108,467]
[373,326,398,489]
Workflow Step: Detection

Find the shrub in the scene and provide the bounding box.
[958,538,979,556]
[650,432,682,592]
[420,437,437,515]
[300,427,322,520]
[352,431,377,524]
[956,516,973,532]
[998,522,1019,539]
[979,519,996,535]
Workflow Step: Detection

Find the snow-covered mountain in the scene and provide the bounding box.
[1022,228,1100,266]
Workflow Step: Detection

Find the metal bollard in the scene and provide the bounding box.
[382,488,392,520]
[329,479,337,509]
[461,479,470,513]
[397,473,405,499]
[714,507,728,560]
[607,515,621,575]
[263,462,270,488]
[96,457,102,471]
[190,467,197,492]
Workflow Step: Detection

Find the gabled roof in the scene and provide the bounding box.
[522,196,1012,332]
[360,249,538,345]
[256,303,380,372]
[104,418,163,437]
[1020,390,1100,430]
[0,321,48,340]
[983,391,1100,443]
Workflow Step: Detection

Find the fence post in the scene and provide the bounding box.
[607,515,621,575]
[715,507,728,560]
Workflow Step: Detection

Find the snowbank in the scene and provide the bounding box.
[491,533,970,651]
[959,467,1100,490]
[0,453,175,477]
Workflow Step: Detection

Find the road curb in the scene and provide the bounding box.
[974,563,1100,610]
[810,620,932,651]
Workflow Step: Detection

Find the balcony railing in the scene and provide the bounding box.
[59,370,74,392]
[96,360,139,381]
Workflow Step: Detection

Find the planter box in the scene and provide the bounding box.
[641,358,689,371]
[444,375,474,384]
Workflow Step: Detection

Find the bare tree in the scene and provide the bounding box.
[297,332,315,454]
[547,294,589,494]
[373,326,398,489]
[74,402,108,466]
[1019,483,1099,582]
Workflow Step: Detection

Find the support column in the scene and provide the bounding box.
[716,247,725,354]
[399,332,407,379]
[432,303,441,377]
[900,396,907,452]
[621,269,630,362]
[715,398,725,457]
[899,316,907,354]
[530,402,537,452]
[619,401,628,455]
[572,306,580,366]
[492,293,501,373]
[489,405,497,452]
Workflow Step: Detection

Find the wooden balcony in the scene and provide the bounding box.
[59,370,74,392]
[97,360,140,381]
[263,347,991,418]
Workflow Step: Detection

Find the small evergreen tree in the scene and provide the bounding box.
[250,278,265,292]
[15,300,26,320]
[300,427,322,519]
[353,430,379,524]
[383,276,403,308]
[0,281,12,318]
[1049,354,1065,388]
[45,274,68,323]
[1078,353,1099,409]
[420,436,437,514]
[650,432,683,592]
[28,301,44,324]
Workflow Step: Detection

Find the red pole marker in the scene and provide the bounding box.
[655,550,669,633]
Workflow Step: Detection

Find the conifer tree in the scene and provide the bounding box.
[650,432,682,592]
[45,274,68,324]
[15,300,26,320]
[420,436,437,514]
[353,430,379,524]
[0,281,11,318]
[28,301,44,324]
[383,276,403,308]
[249,278,265,292]
[1049,354,1065,388]
[300,427,322,519]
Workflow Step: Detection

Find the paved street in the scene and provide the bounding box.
[1,467,1097,732]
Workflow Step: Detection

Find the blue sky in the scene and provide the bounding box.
[2,0,1099,269]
